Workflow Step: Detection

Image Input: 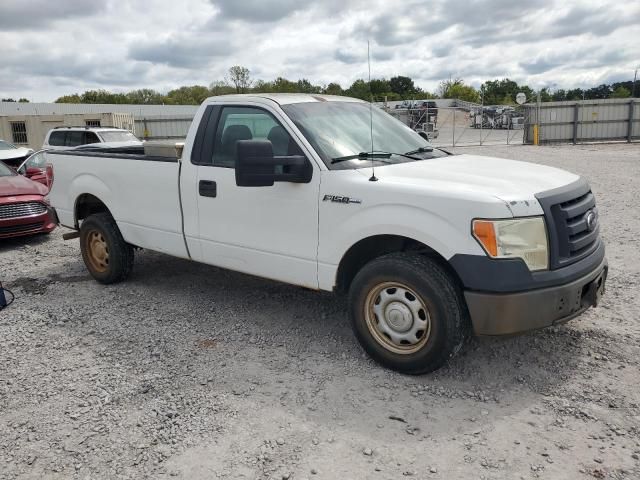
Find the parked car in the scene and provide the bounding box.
[42,127,142,150]
[0,160,56,239]
[16,150,50,186]
[0,139,34,169]
[45,94,607,374]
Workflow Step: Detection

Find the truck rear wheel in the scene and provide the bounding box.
[348,253,468,374]
[80,213,134,284]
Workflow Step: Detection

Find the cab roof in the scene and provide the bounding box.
[205,93,365,106]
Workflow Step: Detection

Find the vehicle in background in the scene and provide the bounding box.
[470,106,524,130]
[42,126,142,150]
[16,150,50,186]
[0,160,56,239]
[0,140,34,169]
[45,93,607,375]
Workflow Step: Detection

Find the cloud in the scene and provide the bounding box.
[211,0,302,22]
[0,0,105,30]
[0,0,638,101]
[129,35,235,69]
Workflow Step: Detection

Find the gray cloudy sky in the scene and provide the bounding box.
[1,0,638,101]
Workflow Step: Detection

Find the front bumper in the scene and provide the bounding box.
[465,256,608,335]
[0,203,57,239]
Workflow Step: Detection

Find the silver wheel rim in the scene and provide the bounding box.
[364,282,432,355]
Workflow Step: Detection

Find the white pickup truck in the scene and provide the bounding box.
[45,94,607,374]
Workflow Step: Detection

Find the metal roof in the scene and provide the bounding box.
[0,102,199,118]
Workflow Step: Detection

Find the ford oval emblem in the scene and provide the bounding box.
[585,210,597,232]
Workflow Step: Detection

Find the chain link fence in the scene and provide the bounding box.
[386,104,527,147]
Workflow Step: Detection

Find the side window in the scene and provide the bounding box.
[48,131,65,146]
[84,132,100,144]
[211,107,301,168]
[65,131,84,147]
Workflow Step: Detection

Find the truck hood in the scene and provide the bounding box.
[370,154,579,215]
[0,174,48,197]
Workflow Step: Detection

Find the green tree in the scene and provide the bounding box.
[438,78,480,103]
[480,78,534,105]
[323,82,343,95]
[18,98,29,103]
[611,86,631,98]
[565,88,585,101]
[552,89,567,101]
[126,89,165,104]
[165,85,210,105]
[271,77,298,93]
[585,84,611,99]
[209,80,235,96]
[55,93,82,103]
[538,88,553,103]
[1,98,16,102]
[345,79,370,101]
[227,66,252,93]
[389,76,416,97]
[296,79,322,94]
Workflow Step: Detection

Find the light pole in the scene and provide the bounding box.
[634,66,639,98]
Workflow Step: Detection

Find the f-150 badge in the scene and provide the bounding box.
[323,194,362,204]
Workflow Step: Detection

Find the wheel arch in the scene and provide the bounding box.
[74,193,113,228]
[334,234,464,295]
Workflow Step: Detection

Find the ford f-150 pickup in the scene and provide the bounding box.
[45,94,607,374]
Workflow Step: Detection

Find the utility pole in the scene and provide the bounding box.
[634,67,638,98]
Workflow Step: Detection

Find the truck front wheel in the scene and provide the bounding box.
[348,253,468,374]
[80,213,134,284]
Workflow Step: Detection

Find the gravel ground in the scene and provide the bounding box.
[1,143,639,480]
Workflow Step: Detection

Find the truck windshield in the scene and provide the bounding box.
[281,101,446,169]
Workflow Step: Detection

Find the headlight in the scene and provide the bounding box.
[472,217,549,271]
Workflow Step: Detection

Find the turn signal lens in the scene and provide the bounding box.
[472,220,498,256]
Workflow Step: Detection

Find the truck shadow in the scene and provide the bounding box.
[79,249,593,400]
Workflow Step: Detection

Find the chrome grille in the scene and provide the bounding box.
[0,202,47,220]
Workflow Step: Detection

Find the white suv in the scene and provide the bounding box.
[43,127,142,150]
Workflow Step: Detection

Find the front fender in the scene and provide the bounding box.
[317,203,489,291]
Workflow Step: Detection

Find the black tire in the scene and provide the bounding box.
[348,253,469,375]
[79,212,134,284]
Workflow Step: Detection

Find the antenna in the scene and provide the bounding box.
[367,40,377,182]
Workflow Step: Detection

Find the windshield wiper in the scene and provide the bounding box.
[331,152,393,164]
[404,146,434,156]
[331,150,421,164]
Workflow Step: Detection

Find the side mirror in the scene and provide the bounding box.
[235,140,277,187]
[236,140,312,187]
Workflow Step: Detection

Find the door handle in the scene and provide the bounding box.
[199,180,217,198]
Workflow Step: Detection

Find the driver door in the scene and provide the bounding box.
[193,104,320,289]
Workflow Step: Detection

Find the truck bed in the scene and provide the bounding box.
[46,148,189,259]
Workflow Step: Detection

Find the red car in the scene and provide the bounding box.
[0,161,56,239]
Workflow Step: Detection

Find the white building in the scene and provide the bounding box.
[0,102,199,149]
